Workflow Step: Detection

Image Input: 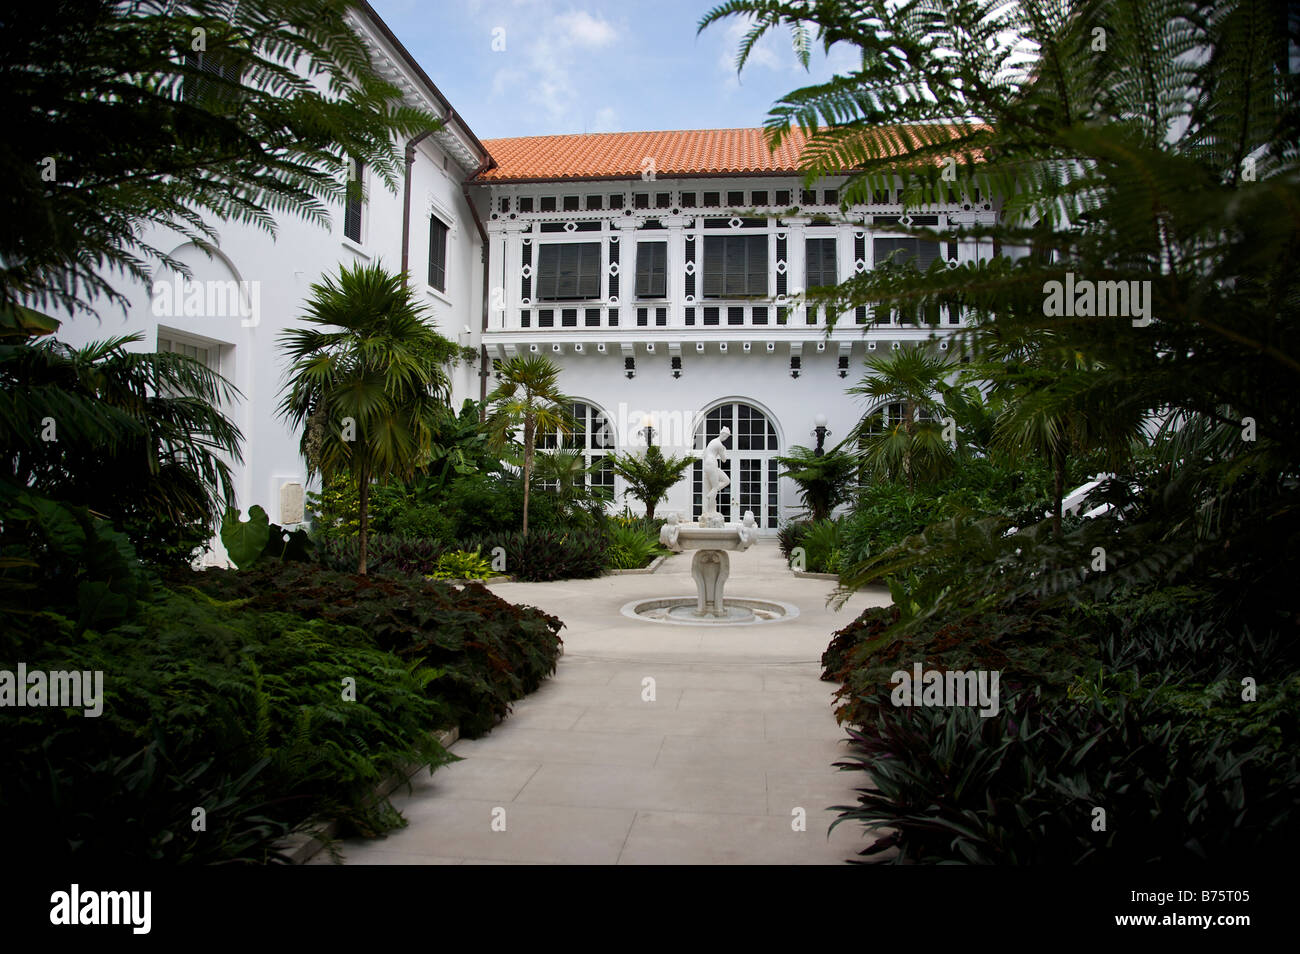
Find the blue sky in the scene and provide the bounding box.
[369,0,860,140]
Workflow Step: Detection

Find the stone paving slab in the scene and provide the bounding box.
[318,541,890,865]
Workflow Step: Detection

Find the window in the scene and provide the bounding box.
[702,235,767,298]
[535,243,601,301]
[805,238,837,288]
[343,157,364,243]
[537,402,616,500]
[157,333,222,399]
[873,237,942,271]
[428,216,448,291]
[635,242,667,298]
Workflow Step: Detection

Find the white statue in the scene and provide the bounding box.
[738,510,759,547]
[701,426,732,523]
[659,512,681,549]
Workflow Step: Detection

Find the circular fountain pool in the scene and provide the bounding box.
[620,597,799,626]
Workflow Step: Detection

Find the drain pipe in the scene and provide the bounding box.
[400,129,434,283]
[459,130,496,419]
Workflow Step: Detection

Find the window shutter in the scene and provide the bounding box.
[428,217,448,291]
[536,243,601,301]
[636,242,667,298]
[806,238,836,288]
[704,235,767,297]
[343,158,364,243]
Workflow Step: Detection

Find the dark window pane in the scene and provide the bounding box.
[428,217,448,290]
[703,235,767,298]
[805,237,836,288]
[536,243,602,300]
[635,241,668,298]
[343,158,364,242]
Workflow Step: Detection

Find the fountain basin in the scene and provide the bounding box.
[620,596,799,626]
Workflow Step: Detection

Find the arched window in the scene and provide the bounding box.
[538,400,616,499]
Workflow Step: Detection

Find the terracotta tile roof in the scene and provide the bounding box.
[477,126,975,182]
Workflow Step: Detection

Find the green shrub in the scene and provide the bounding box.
[1,588,455,863]
[427,548,494,581]
[821,598,1095,727]
[467,528,608,582]
[317,533,446,577]
[777,520,811,560]
[832,680,1300,864]
[178,561,565,738]
[390,502,457,542]
[605,523,662,570]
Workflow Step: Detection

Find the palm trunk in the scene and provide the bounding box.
[522,417,534,537]
[358,463,370,575]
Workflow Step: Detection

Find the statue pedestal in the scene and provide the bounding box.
[658,514,759,619]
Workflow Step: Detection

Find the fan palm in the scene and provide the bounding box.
[484,355,574,536]
[0,332,243,551]
[278,263,454,574]
[608,444,695,522]
[849,348,956,492]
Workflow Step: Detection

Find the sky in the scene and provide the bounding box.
[368,0,861,141]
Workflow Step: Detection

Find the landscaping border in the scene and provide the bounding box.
[282,726,461,865]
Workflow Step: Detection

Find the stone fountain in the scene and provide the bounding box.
[621,427,797,626]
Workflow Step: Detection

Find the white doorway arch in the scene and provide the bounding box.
[692,400,781,529]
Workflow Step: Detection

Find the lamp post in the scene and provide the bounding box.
[641,414,655,447]
[812,413,829,457]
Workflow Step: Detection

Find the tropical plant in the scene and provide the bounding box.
[0,332,243,562]
[278,263,457,574]
[1,0,437,331]
[605,523,663,570]
[608,444,695,522]
[776,444,857,522]
[427,548,495,581]
[533,448,598,514]
[848,348,957,491]
[484,355,574,536]
[704,0,1300,617]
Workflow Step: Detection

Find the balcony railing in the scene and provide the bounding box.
[507,301,966,332]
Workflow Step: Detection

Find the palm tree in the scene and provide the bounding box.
[533,447,597,516]
[775,444,857,522]
[608,444,695,522]
[484,355,573,536]
[278,263,454,574]
[0,331,243,562]
[848,348,956,492]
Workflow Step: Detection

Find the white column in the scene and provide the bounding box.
[782,216,809,324]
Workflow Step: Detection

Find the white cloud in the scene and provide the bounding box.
[554,9,617,48]
[591,105,619,132]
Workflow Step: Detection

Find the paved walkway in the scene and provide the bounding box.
[312,541,890,865]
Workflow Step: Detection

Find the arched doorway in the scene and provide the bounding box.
[692,401,780,528]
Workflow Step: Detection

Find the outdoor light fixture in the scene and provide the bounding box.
[838,355,850,378]
[641,414,655,446]
[719,342,728,352]
[812,413,830,457]
[574,343,584,353]
[790,356,801,378]
[742,342,751,353]
[625,356,635,379]
[597,343,606,353]
[671,355,682,378]
[766,342,775,352]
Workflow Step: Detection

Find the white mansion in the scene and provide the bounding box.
[56,2,999,553]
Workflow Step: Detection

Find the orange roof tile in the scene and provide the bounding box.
[477,126,976,183]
